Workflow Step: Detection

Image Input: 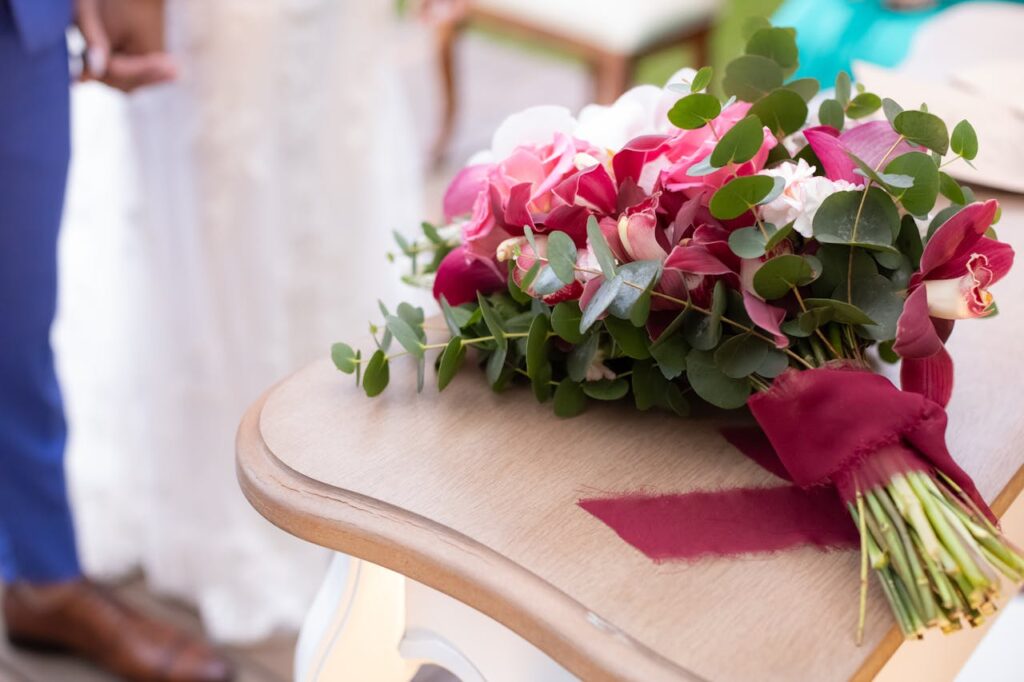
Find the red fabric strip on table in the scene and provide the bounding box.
[579,367,995,561]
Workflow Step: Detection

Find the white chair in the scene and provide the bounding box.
[435,0,722,159]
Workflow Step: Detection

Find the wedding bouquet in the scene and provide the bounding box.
[331,23,1021,641]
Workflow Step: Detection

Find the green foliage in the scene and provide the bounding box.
[722,55,783,102]
[331,343,357,374]
[845,93,881,119]
[950,120,978,161]
[550,301,585,343]
[749,88,808,137]
[884,152,939,216]
[437,337,465,391]
[690,66,713,93]
[893,110,949,155]
[818,99,844,130]
[363,350,390,397]
[709,174,778,220]
[553,379,587,417]
[753,255,819,299]
[710,115,766,167]
[813,188,900,251]
[546,231,577,284]
[668,93,722,129]
[687,349,751,409]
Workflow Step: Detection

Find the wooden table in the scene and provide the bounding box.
[237,194,1024,682]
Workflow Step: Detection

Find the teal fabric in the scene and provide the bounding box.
[773,0,1020,85]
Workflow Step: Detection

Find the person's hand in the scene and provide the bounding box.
[416,0,469,25]
[75,0,177,92]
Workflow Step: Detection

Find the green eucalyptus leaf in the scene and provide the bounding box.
[532,265,566,296]
[728,226,767,258]
[765,222,794,251]
[896,214,924,270]
[938,171,967,205]
[609,260,662,319]
[582,378,629,401]
[802,298,876,325]
[884,151,939,216]
[812,245,878,296]
[587,215,617,279]
[893,110,949,155]
[668,93,722,130]
[746,27,799,72]
[950,119,978,161]
[846,92,882,119]
[331,343,357,374]
[567,332,600,383]
[882,97,903,125]
[580,276,622,333]
[784,77,820,102]
[812,188,899,251]
[686,349,751,409]
[741,15,771,40]
[797,306,833,333]
[437,337,465,391]
[439,296,470,337]
[710,115,765,167]
[749,88,808,137]
[709,174,776,220]
[662,383,691,417]
[551,301,585,343]
[546,231,577,284]
[485,344,508,386]
[835,71,852,107]
[604,317,650,360]
[631,360,659,411]
[686,155,719,177]
[476,293,507,349]
[526,314,551,378]
[507,261,532,304]
[682,280,727,350]
[553,379,587,418]
[818,98,845,130]
[691,65,713,92]
[714,333,770,378]
[844,274,903,341]
[848,152,913,190]
[363,350,390,397]
[756,349,790,378]
[752,254,818,299]
[722,55,784,102]
[649,332,688,380]
[386,315,424,358]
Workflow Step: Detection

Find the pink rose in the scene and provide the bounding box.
[432,245,505,306]
[660,101,778,201]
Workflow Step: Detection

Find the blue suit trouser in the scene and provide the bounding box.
[0,2,80,582]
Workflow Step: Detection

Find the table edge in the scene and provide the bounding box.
[235,388,704,682]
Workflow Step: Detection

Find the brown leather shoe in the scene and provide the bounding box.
[3,579,233,682]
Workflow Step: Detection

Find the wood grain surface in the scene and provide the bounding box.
[237,193,1024,682]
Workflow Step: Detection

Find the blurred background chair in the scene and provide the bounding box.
[434,0,723,161]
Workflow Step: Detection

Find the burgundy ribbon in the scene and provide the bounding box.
[580,367,995,561]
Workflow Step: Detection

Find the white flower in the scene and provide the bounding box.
[758,159,858,238]
[585,349,617,382]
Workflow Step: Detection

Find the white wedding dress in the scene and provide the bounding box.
[55,0,424,642]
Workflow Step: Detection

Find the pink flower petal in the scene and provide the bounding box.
[443,164,492,221]
[664,244,734,276]
[612,135,670,187]
[893,285,945,358]
[840,121,916,172]
[900,345,954,407]
[553,163,618,215]
[743,290,789,348]
[803,126,859,183]
[432,246,505,306]
[916,200,999,283]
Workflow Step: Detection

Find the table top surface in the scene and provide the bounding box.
[237,193,1024,682]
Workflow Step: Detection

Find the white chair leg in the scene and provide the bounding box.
[295,553,421,682]
[402,580,578,682]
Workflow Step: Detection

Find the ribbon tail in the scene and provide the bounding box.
[721,425,793,482]
[578,486,858,562]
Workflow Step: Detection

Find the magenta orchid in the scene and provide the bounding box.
[894,200,1014,404]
